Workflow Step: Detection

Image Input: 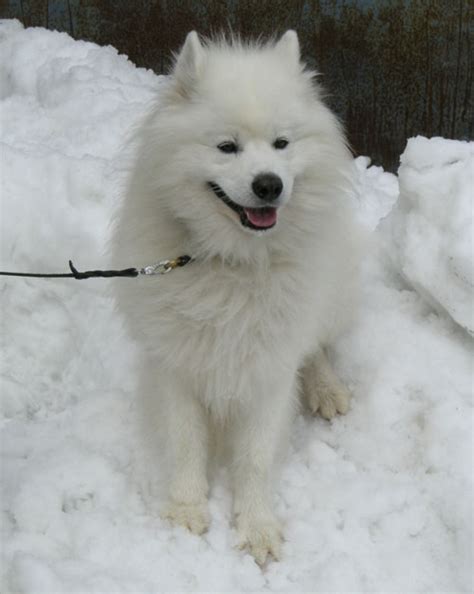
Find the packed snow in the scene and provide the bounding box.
[386,136,474,335]
[1,20,472,593]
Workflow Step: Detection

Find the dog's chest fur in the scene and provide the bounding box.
[128,258,318,409]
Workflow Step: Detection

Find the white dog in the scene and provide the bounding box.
[111,30,363,565]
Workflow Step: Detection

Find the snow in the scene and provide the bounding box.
[353,155,399,230]
[1,20,472,593]
[385,136,474,335]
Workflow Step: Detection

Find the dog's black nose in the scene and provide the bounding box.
[252,173,283,202]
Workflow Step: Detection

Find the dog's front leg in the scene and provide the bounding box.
[302,348,351,419]
[231,376,296,565]
[161,374,210,535]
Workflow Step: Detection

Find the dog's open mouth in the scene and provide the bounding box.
[208,182,277,231]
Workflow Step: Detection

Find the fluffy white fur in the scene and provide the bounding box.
[111,30,363,565]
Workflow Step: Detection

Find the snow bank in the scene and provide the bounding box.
[353,156,399,230]
[387,136,474,335]
[1,21,472,593]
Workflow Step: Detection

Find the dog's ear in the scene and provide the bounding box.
[173,31,204,97]
[275,30,300,66]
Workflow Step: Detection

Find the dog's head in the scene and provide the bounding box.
[145,31,351,262]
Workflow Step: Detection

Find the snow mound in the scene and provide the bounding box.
[354,156,399,230]
[1,21,472,593]
[387,136,474,334]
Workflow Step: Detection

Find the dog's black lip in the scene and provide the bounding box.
[207,181,276,231]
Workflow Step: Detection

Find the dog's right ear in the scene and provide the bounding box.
[173,31,204,97]
[275,30,300,69]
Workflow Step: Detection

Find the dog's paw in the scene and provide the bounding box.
[237,513,283,565]
[161,500,210,535]
[307,381,351,420]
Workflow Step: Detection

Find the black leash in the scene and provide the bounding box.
[0,256,193,280]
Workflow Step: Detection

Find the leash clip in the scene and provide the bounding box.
[139,255,192,276]
[139,260,174,275]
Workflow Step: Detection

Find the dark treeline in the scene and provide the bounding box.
[2,0,472,170]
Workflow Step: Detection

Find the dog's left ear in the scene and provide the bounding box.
[173,31,204,97]
[275,30,300,66]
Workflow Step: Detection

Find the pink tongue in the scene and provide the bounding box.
[244,207,277,228]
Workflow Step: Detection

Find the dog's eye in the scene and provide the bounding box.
[218,141,239,154]
[273,138,289,150]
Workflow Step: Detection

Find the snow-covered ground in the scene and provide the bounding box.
[1,21,472,593]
